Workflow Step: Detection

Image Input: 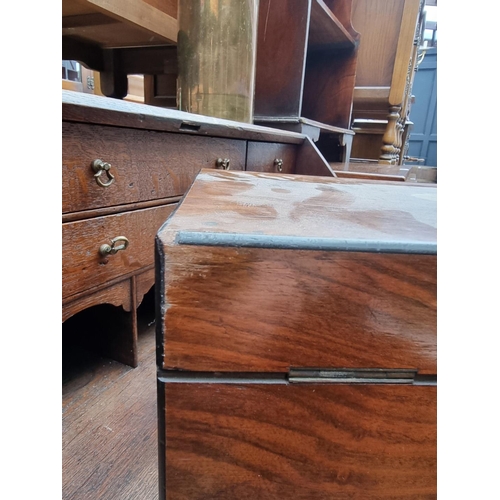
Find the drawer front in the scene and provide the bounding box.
[246,141,298,173]
[62,123,246,214]
[161,382,437,499]
[63,204,176,299]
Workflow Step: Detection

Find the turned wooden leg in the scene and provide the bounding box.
[395,118,404,163]
[380,105,401,164]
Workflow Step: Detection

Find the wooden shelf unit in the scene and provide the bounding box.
[253,0,360,165]
[309,0,356,48]
[62,1,361,163]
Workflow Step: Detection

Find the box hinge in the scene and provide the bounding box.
[288,368,435,385]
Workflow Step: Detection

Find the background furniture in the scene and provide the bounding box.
[62,0,178,103]
[62,0,362,165]
[254,0,360,165]
[62,90,336,367]
[156,169,437,498]
[350,0,425,164]
[329,161,437,183]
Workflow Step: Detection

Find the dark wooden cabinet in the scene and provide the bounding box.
[62,90,335,366]
[156,169,437,498]
[254,0,360,166]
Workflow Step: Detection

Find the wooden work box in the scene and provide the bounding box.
[156,170,437,499]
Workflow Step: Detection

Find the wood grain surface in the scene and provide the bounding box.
[63,203,176,298]
[158,170,436,245]
[157,170,436,373]
[302,48,358,128]
[160,382,436,499]
[62,0,178,45]
[63,303,158,499]
[158,246,436,373]
[322,0,359,39]
[62,278,132,322]
[308,0,356,48]
[329,161,405,175]
[295,136,338,177]
[352,0,405,87]
[62,123,246,214]
[62,90,305,144]
[246,142,298,174]
[254,0,309,119]
[388,0,422,105]
[333,170,406,182]
[136,267,155,306]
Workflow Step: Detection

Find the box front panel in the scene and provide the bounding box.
[160,246,437,373]
[160,381,436,499]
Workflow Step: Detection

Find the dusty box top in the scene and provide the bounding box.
[158,169,437,254]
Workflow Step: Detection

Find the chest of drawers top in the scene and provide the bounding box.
[62,90,304,143]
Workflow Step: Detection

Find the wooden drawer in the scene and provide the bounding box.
[246,141,298,173]
[63,203,176,299]
[62,122,246,214]
[160,382,437,499]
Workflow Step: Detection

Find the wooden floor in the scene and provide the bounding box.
[62,290,159,500]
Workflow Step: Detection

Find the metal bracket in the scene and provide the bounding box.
[288,368,435,385]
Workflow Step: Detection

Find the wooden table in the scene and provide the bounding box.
[62,0,178,99]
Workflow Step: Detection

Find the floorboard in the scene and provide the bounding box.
[62,290,158,500]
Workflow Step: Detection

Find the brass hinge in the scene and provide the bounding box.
[288,368,435,386]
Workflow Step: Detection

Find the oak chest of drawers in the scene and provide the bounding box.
[62,91,335,366]
[156,169,437,498]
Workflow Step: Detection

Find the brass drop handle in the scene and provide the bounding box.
[99,236,129,256]
[216,158,231,170]
[91,159,115,188]
[274,158,283,172]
